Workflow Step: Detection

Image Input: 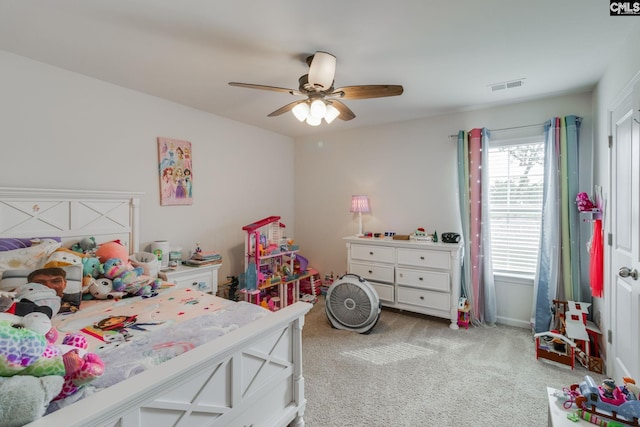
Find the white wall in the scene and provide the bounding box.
[294,91,594,327]
[592,25,640,345]
[0,50,295,282]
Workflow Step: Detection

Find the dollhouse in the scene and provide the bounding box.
[241,216,311,309]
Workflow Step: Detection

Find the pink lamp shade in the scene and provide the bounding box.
[350,195,370,236]
[350,195,371,213]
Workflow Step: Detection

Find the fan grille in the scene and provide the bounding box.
[327,281,374,328]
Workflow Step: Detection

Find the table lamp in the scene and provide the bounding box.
[350,195,371,236]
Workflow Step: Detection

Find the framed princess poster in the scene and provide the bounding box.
[158,137,193,206]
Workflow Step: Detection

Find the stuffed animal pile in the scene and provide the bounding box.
[0,285,105,425]
[81,240,161,299]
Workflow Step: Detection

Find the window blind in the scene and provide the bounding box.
[488,140,545,276]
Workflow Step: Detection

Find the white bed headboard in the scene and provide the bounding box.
[0,187,143,254]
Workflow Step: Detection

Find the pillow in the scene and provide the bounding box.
[60,265,82,314]
[0,239,61,277]
[0,238,32,252]
[0,265,82,314]
[0,237,61,252]
[0,269,31,292]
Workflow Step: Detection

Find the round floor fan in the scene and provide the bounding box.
[325,274,381,334]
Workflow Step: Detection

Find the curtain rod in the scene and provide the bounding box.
[448,122,545,139]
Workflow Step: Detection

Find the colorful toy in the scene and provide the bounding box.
[88,277,125,300]
[95,240,129,263]
[0,312,65,377]
[102,258,148,296]
[570,375,640,425]
[55,333,105,400]
[81,256,102,279]
[71,236,97,254]
[576,192,597,212]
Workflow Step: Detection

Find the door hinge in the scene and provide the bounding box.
[608,329,613,344]
[609,135,613,148]
[608,233,612,246]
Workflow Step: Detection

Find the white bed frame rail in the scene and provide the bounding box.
[27,301,312,427]
[0,188,312,427]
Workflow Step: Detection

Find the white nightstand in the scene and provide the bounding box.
[158,263,221,294]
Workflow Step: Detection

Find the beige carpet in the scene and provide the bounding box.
[301,296,604,427]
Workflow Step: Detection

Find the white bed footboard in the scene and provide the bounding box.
[26,301,312,427]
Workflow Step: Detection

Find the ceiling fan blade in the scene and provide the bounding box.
[332,85,404,100]
[229,82,301,96]
[331,100,356,121]
[267,100,307,117]
[307,51,336,91]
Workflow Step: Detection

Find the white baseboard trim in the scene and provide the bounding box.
[496,315,530,329]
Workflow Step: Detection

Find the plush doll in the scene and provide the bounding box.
[43,247,85,268]
[0,312,65,377]
[55,333,104,400]
[576,192,596,212]
[10,282,62,318]
[95,241,129,264]
[81,256,103,295]
[82,256,102,279]
[102,258,149,296]
[71,236,97,255]
[88,277,125,300]
[0,375,64,427]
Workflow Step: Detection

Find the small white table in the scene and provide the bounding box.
[547,387,592,426]
[158,263,221,294]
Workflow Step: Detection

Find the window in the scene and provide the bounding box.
[488,136,545,276]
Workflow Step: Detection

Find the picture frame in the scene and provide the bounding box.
[158,137,193,206]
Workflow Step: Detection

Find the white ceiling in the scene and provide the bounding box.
[1,1,638,138]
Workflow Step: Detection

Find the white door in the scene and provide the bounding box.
[609,80,640,382]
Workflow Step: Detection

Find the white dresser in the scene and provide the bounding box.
[158,263,221,295]
[344,236,463,329]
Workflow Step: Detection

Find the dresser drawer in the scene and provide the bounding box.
[397,286,450,311]
[351,244,395,264]
[397,248,451,270]
[350,261,395,283]
[396,267,450,292]
[369,281,395,303]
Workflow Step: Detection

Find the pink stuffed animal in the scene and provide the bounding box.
[576,192,596,212]
[55,333,104,400]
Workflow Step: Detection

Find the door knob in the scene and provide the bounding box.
[618,266,638,280]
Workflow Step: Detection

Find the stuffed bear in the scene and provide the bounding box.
[0,375,64,427]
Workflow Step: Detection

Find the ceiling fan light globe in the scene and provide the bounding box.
[292,103,310,121]
[306,115,322,126]
[324,104,340,124]
[309,99,327,119]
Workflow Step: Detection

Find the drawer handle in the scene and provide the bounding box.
[419,277,423,281]
[419,296,424,300]
[368,270,373,274]
[369,251,374,255]
[420,256,425,260]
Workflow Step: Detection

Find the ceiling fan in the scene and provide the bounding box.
[228,51,403,126]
